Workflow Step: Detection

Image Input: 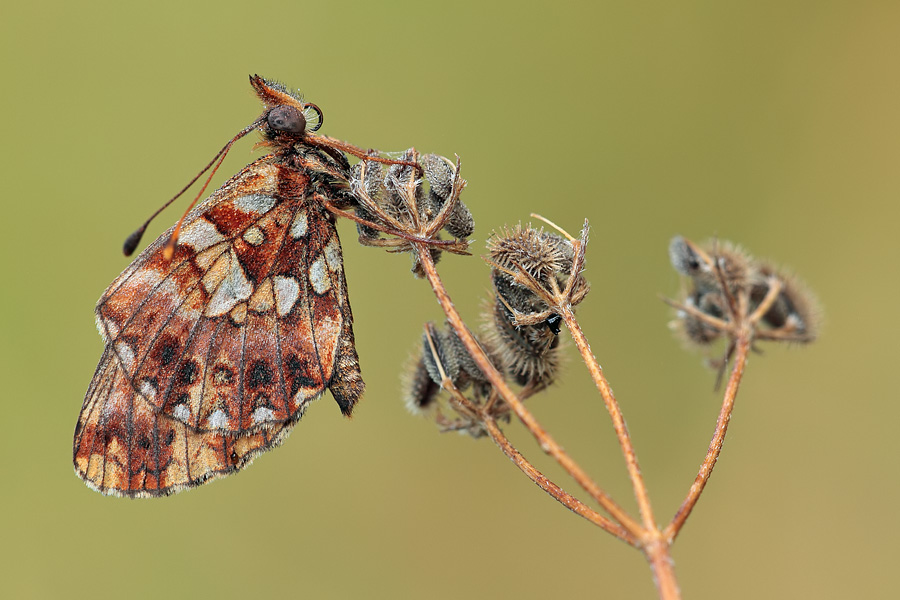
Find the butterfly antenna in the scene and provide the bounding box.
[123,117,265,257]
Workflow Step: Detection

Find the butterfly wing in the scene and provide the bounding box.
[74,156,364,494]
[73,348,296,497]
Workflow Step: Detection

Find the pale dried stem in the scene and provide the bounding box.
[414,242,644,539]
[558,304,680,599]
[645,536,682,600]
[664,330,752,542]
[480,413,638,546]
[558,306,657,532]
[422,326,635,544]
[748,278,783,325]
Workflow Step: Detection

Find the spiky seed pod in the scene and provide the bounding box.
[674,292,727,345]
[669,235,822,348]
[442,321,494,387]
[751,263,821,342]
[403,356,442,414]
[419,154,474,239]
[350,160,385,240]
[384,149,422,214]
[484,301,560,387]
[669,236,752,296]
[488,225,575,285]
[421,327,461,385]
[420,153,453,200]
[492,270,547,316]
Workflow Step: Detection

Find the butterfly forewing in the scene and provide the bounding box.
[75,75,370,496]
[93,162,355,435]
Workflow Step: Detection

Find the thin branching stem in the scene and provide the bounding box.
[480,413,639,546]
[559,305,681,599]
[558,306,658,533]
[413,242,645,539]
[665,330,752,542]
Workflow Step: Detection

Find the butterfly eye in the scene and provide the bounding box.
[267,105,307,134]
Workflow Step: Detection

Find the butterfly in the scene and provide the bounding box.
[73,75,417,497]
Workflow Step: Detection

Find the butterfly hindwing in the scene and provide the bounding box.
[73,348,296,497]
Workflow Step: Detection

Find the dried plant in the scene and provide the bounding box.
[343,151,820,599]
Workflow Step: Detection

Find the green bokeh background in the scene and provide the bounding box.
[3,1,898,598]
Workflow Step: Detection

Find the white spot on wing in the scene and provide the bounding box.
[242,226,265,246]
[139,379,157,401]
[207,409,227,430]
[172,404,191,421]
[205,250,253,317]
[324,236,343,271]
[235,194,276,215]
[273,275,300,316]
[180,218,225,251]
[96,315,119,341]
[252,407,274,424]
[115,340,136,371]
[309,255,331,295]
[290,212,308,238]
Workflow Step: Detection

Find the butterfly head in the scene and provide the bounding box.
[250,75,323,142]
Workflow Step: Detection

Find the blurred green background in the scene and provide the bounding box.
[3,1,898,598]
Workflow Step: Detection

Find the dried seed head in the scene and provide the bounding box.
[672,291,727,345]
[421,327,461,385]
[348,149,473,278]
[492,270,547,316]
[419,154,474,239]
[403,355,442,414]
[404,321,504,436]
[488,225,575,285]
[442,322,491,386]
[667,235,822,352]
[752,262,821,342]
[483,301,561,387]
[669,236,751,296]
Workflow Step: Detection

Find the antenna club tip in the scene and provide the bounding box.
[123,228,144,256]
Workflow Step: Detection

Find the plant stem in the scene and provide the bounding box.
[481,414,638,546]
[559,306,658,533]
[665,331,752,541]
[644,534,682,600]
[560,305,681,599]
[414,242,644,539]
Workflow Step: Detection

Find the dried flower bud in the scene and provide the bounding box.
[669,236,751,296]
[404,356,442,414]
[492,270,546,316]
[484,301,561,387]
[488,225,575,286]
[421,327,461,385]
[348,149,473,278]
[751,263,821,342]
[419,154,474,239]
[668,236,821,349]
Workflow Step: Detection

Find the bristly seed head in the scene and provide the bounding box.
[667,235,821,361]
[488,224,575,285]
[405,221,591,438]
[348,149,473,277]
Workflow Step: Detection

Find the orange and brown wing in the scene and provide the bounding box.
[73,348,296,497]
[91,159,362,434]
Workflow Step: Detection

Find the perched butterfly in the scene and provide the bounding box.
[74,75,417,497]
